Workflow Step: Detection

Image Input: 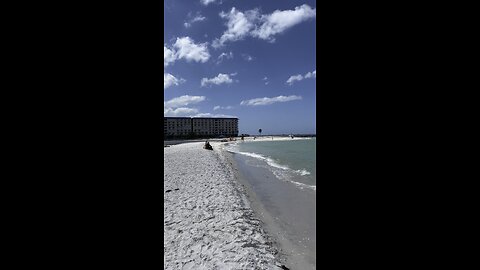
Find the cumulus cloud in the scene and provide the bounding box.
[304,70,316,79]
[240,95,302,106]
[286,69,316,85]
[201,73,234,87]
[213,105,234,110]
[163,95,236,117]
[164,45,176,67]
[173,37,210,63]
[286,74,304,85]
[164,73,185,89]
[212,8,259,48]
[184,12,206,28]
[164,107,199,117]
[214,4,316,47]
[164,37,210,66]
[251,4,316,42]
[164,95,206,109]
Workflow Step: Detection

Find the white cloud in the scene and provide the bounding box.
[304,70,316,79]
[240,95,302,106]
[214,4,316,46]
[164,73,185,89]
[286,74,303,85]
[201,73,234,87]
[164,95,206,108]
[173,37,210,63]
[164,37,211,66]
[286,69,316,85]
[194,112,237,118]
[163,95,236,118]
[212,8,259,48]
[242,54,254,61]
[164,107,199,117]
[213,105,234,110]
[164,45,176,67]
[263,76,269,85]
[217,51,233,64]
[200,0,218,6]
[251,4,316,42]
[184,12,206,28]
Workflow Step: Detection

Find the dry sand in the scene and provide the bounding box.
[164,142,284,269]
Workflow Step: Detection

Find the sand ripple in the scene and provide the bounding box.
[164,142,281,269]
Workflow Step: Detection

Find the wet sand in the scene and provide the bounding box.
[226,151,316,270]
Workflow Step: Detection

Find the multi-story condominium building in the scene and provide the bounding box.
[164,117,239,138]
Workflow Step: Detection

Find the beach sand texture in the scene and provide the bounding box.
[164,142,281,269]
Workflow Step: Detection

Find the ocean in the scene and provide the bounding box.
[226,137,317,269]
[226,138,316,191]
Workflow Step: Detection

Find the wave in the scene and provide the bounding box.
[271,170,316,191]
[296,169,311,176]
[226,148,315,190]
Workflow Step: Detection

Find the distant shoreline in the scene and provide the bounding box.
[164,135,315,146]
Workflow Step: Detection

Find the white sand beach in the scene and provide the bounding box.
[164,142,283,269]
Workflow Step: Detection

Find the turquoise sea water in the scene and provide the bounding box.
[227,138,316,190]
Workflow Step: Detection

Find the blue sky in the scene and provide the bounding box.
[164,0,316,135]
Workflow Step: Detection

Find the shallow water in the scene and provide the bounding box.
[227,138,316,190]
[229,143,316,270]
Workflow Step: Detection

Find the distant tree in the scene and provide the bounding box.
[258,129,262,136]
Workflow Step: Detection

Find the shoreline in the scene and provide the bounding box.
[164,142,283,269]
[219,145,289,266]
[164,136,313,146]
[221,143,316,270]
[164,140,315,269]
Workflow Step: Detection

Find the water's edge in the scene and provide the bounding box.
[222,148,316,270]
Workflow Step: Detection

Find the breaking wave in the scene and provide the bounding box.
[225,147,315,191]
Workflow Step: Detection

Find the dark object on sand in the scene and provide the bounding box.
[204,141,213,150]
[165,190,172,193]
[280,265,290,270]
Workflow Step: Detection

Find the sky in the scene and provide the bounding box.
[164,0,316,135]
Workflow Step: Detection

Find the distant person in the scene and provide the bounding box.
[204,141,212,150]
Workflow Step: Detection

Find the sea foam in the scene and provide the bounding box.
[226,147,315,190]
